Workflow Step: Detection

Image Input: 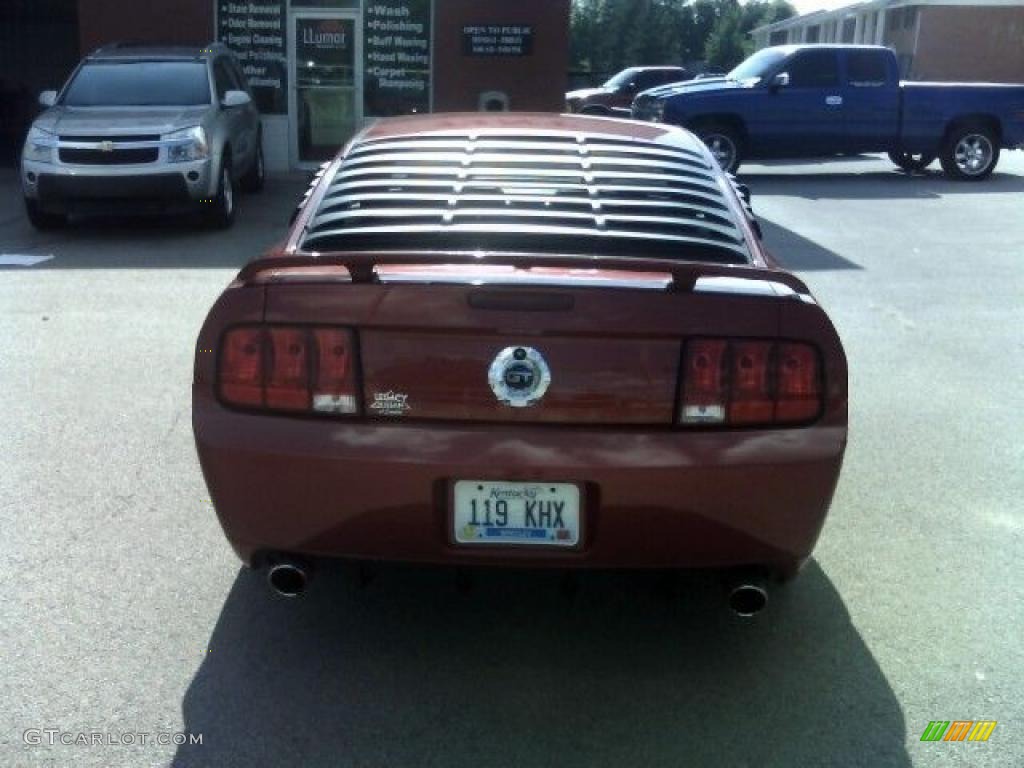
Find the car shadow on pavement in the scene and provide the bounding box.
[757,218,862,271]
[0,175,309,270]
[743,168,1024,201]
[172,561,910,768]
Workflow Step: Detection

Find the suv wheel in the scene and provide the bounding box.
[240,140,265,193]
[207,162,236,229]
[25,198,66,231]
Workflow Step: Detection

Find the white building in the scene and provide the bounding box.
[750,0,1024,82]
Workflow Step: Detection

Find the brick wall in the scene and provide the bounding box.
[78,0,212,53]
[912,6,1024,82]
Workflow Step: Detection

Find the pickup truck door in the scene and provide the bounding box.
[749,49,845,157]
[840,49,900,153]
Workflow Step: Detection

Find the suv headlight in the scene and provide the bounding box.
[165,126,209,163]
[24,126,57,164]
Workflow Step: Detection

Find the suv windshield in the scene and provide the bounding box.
[727,49,788,83]
[61,61,211,107]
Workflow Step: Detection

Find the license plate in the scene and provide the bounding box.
[452,480,581,547]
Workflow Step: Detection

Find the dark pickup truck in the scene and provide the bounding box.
[632,45,1024,180]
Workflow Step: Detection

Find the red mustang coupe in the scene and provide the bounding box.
[192,113,848,614]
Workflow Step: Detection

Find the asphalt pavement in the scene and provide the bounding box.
[1,153,1022,768]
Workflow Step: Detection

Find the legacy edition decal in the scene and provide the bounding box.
[370,390,410,416]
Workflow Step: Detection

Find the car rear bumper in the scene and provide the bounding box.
[21,157,213,213]
[194,390,846,573]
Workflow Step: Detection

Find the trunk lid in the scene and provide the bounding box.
[262,264,788,426]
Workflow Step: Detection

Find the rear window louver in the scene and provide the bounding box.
[300,133,750,263]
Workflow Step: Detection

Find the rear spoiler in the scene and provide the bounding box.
[237,251,812,297]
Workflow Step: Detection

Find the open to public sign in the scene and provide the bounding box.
[462,25,534,56]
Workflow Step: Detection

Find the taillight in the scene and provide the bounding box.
[681,339,728,424]
[679,339,822,427]
[729,341,774,425]
[775,342,821,422]
[219,327,263,407]
[266,327,310,410]
[217,325,359,415]
[311,328,358,414]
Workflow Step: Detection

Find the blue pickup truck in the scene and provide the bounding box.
[631,45,1024,180]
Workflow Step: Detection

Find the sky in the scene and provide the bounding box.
[787,0,857,15]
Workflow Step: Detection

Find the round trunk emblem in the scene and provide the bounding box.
[488,346,551,407]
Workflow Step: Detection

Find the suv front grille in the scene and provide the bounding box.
[58,135,162,166]
[59,147,159,165]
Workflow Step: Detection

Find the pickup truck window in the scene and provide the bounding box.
[786,50,839,88]
[728,49,787,83]
[61,61,212,107]
[847,50,889,87]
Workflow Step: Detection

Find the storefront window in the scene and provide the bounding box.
[295,15,358,162]
[219,0,436,166]
[291,0,360,6]
[363,0,431,116]
[217,2,288,114]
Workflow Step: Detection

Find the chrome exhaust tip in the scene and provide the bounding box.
[267,561,309,598]
[727,579,768,617]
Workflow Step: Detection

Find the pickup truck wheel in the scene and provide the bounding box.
[940,126,999,181]
[240,140,265,193]
[888,151,935,173]
[206,162,236,229]
[24,198,66,230]
[696,127,742,174]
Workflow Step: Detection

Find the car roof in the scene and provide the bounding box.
[616,66,686,76]
[766,44,891,55]
[87,42,228,62]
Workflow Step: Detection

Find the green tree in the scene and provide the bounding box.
[704,0,796,70]
[705,10,746,69]
[568,0,797,79]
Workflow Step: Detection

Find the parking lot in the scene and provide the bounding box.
[2,152,1022,768]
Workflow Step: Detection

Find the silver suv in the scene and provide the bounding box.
[21,42,263,229]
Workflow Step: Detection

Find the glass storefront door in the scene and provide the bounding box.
[290,12,361,167]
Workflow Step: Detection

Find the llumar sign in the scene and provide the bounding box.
[920,720,997,742]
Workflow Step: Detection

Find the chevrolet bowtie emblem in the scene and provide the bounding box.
[99,141,115,152]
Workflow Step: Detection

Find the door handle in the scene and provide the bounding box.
[826,95,843,106]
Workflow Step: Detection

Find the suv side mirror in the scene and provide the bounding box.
[39,91,57,108]
[222,90,252,108]
[770,72,790,91]
[622,81,637,93]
